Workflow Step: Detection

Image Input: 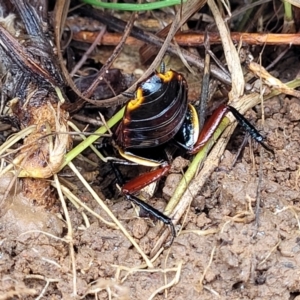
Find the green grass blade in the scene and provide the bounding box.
[81,0,186,11]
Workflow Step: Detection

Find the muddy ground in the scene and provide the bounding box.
[2,72,300,300]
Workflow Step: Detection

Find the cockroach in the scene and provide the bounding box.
[114,66,272,242]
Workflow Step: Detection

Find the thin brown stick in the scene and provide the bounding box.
[73,31,300,47]
[83,13,136,99]
[70,25,107,77]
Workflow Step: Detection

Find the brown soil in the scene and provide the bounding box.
[2,89,300,300]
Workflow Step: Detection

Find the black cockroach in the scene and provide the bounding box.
[114,66,272,242]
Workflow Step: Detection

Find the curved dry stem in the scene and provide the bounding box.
[81,278,130,300]
[195,245,216,292]
[208,0,244,98]
[258,240,281,266]
[54,174,77,296]
[0,125,36,157]
[25,275,59,300]
[148,261,183,300]
[52,182,117,229]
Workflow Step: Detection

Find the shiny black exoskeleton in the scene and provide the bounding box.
[114,66,272,242]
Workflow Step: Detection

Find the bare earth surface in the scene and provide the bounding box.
[2,93,300,300]
[1,50,300,299]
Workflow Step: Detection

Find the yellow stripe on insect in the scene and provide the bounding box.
[127,88,144,111]
[189,104,200,143]
[157,70,176,82]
